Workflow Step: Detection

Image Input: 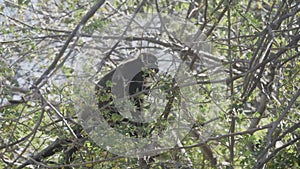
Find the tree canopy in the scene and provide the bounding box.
[0,0,299,168]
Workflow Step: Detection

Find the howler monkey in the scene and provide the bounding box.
[95,53,158,137]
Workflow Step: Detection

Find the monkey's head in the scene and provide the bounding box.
[138,53,159,75]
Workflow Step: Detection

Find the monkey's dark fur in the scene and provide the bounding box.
[95,53,158,137]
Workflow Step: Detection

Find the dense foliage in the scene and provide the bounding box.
[0,0,299,168]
